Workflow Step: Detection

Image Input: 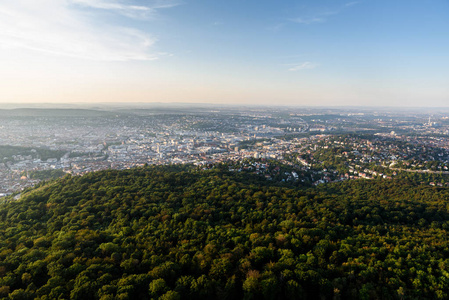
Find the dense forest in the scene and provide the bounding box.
[0,146,65,163]
[23,170,66,181]
[1,165,449,299]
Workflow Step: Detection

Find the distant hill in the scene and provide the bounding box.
[0,108,119,118]
[0,165,448,299]
[0,107,226,117]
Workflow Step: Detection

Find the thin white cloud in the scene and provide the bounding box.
[267,23,285,33]
[73,0,153,19]
[278,54,308,59]
[289,10,339,25]
[72,0,178,19]
[290,2,359,25]
[289,17,325,25]
[0,0,177,61]
[345,1,360,7]
[288,62,318,71]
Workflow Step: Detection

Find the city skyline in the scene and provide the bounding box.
[1,0,448,107]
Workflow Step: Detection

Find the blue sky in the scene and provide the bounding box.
[0,0,448,106]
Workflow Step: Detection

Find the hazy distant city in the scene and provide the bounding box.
[1,105,449,197]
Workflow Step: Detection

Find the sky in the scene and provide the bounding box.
[0,0,449,107]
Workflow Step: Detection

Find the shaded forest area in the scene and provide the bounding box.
[0,146,65,163]
[1,165,449,299]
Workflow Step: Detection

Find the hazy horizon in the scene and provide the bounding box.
[3,102,449,114]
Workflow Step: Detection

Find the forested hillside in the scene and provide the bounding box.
[1,165,449,299]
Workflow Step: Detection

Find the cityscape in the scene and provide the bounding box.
[2,105,449,197]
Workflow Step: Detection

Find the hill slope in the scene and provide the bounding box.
[1,166,449,299]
